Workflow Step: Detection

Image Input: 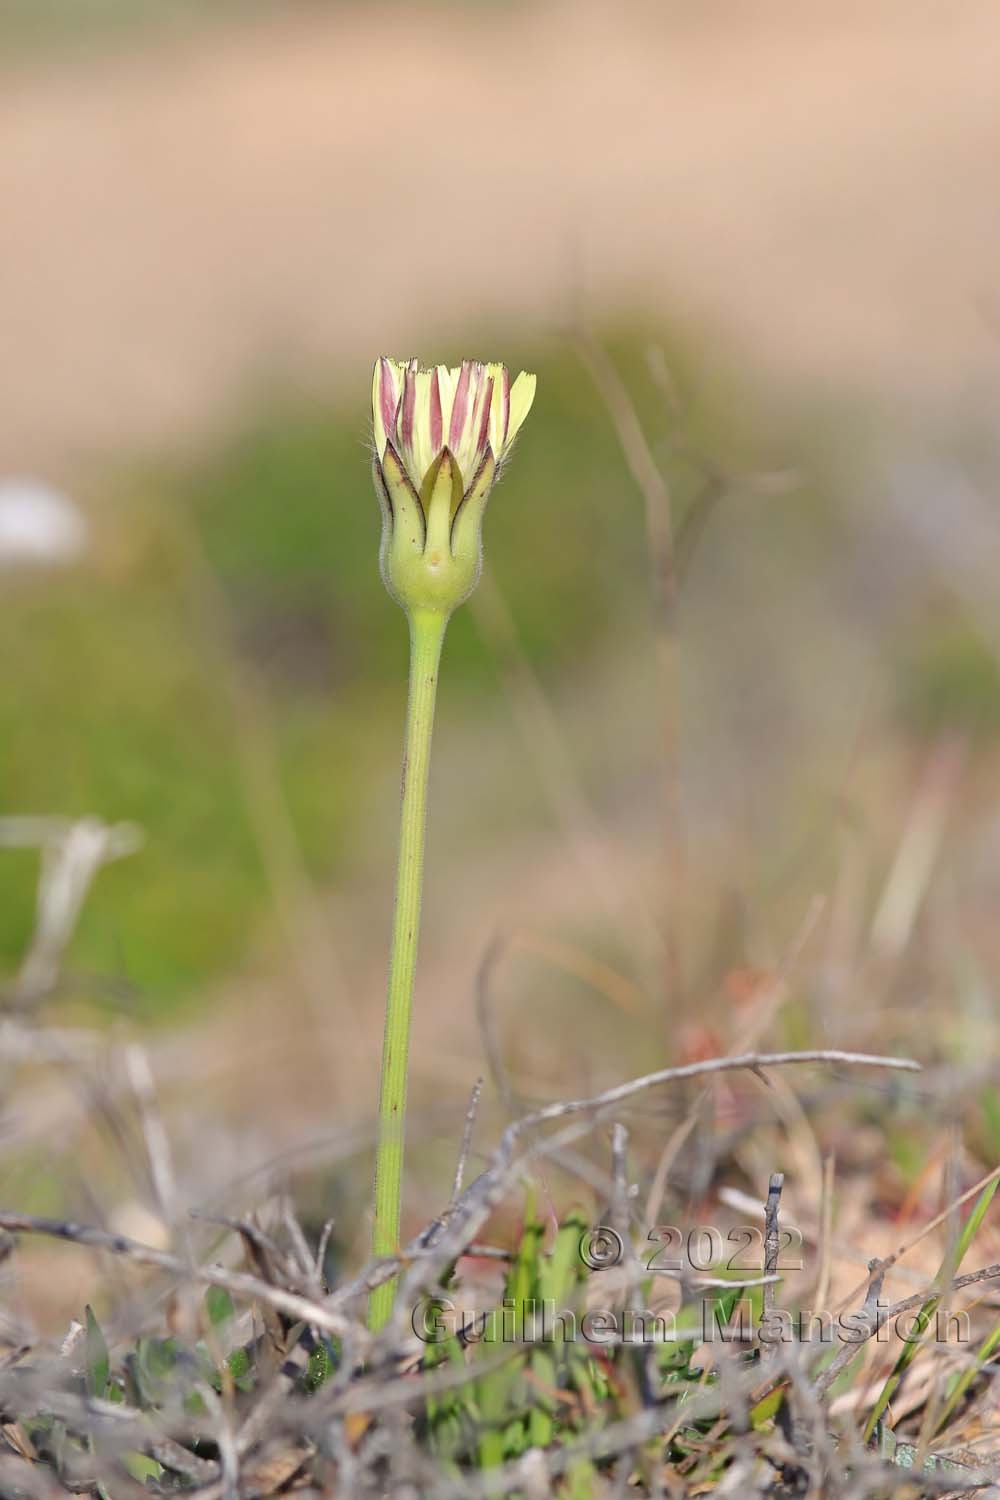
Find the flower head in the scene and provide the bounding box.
[372,357,536,615]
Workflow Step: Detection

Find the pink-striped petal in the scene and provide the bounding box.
[378,359,399,443]
[499,366,511,447]
[486,364,510,456]
[449,362,472,450]
[400,361,416,452]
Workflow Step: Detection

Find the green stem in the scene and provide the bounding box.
[370,607,449,1331]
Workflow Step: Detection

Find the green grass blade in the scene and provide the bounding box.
[84,1306,110,1400]
[476,1210,543,1468]
[935,1310,1000,1433]
[864,1175,999,1440]
[530,1210,588,1448]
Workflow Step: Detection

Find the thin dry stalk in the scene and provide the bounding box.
[761,1172,785,1363]
[575,334,683,995]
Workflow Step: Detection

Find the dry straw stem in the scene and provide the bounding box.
[761,1171,785,1365]
[0,816,143,1010]
[482,1049,918,1156]
[0,1047,926,1497]
[643,892,825,1230]
[0,1020,103,1064]
[0,1211,359,1345]
[812,1258,1000,1401]
[575,333,682,989]
[2,1386,220,1484]
[573,335,798,1003]
[829,1162,1000,1324]
[451,1075,484,1203]
[0,1050,916,1341]
[368,1048,919,1353]
[0,1455,76,1499]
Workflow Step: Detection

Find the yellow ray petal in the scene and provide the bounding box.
[505,371,536,452]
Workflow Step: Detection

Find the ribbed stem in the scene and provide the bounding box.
[369,607,448,1332]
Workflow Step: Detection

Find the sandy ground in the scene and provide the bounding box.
[3,0,1000,472]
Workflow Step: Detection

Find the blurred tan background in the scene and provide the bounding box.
[4,0,1000,471]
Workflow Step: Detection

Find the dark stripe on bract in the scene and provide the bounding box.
[476,376,495,454]
[500,367,511,447]
[372,455,393,522]
[450,446,495,542]
[400,366,415,449]
[382,440,427,538]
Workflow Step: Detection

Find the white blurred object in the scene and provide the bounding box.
[0,816,144,1003]
[0,478,88,566]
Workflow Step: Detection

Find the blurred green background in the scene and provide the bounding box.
[0,335,745,1009]
[4,328,999,1020]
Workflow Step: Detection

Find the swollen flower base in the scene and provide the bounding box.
[369,358,535,1332]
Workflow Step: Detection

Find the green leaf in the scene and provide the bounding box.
[979,1089,1000,1156]
[127,1336,185,1409]
[562,1457,598,1498]
[424,1330,474,1463]
[85,1306,110,1399]
[750,1383,786,1427]
[205,1285,235,1327]
[226,1344,255,1394]
[121,1450,164,1484]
